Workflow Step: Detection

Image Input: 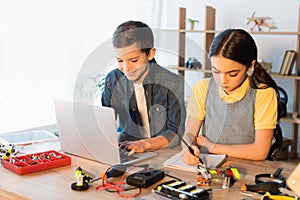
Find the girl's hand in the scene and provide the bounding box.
[196,135,213,153]
[181,145,200,165]
[196,135,206,146]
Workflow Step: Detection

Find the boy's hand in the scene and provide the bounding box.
[120,140,151,154]
[181,145,200,165]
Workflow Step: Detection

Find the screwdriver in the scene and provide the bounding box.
[241,182,281,194]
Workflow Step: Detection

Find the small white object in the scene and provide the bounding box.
[0,130,59,146]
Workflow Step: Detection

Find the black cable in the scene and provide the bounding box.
[89,177,101,184]
[164,173,182,181]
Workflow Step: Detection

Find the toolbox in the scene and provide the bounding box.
[2,150,71,175]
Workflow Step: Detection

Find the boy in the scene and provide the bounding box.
[102,20,185,153]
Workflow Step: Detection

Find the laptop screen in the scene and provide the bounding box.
[53,98,158,165]
[53,99,121,165]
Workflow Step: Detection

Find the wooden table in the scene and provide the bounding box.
[1,125,298,199]
[0,144,298,200]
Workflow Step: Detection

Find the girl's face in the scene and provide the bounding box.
[115,43,155,84]
[211,55,248,94]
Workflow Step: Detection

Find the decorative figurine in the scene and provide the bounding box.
[247,12,276,31]
[185,57,202,69]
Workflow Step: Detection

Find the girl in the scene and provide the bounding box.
[182,29,280,164]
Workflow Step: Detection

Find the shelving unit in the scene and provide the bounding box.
[171,6,300,159]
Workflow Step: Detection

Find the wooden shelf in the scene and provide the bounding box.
[271,73,300,80]
[281,113,300,124]
[164,29,219,33]
[249,31,300,35]
[167,67,300,80]
[165,29,300,35]
[166,65,209,73]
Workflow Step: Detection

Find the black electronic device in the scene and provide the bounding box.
[106,164,128,178]
[154,180,212,200]
[126,168,165,188]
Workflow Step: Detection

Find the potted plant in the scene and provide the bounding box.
[188,18,199,30]
[73,73,106,101]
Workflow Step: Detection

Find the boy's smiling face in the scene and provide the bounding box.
[115,43,155,84]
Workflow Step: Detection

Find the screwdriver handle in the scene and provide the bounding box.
[241,182,281,194]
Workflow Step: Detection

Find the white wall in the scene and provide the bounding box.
[0,0,299,155]
[0,0,160,133]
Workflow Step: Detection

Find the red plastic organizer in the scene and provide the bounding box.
[2,150,71,175]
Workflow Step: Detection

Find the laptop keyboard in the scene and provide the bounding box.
[119,148,138,163]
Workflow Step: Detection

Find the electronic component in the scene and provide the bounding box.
[153,180,212,200]
[0,144,17,161]
[106,164,128,178]
[71,167,95,191]
[126,168,164,188]
[197,167,240,187]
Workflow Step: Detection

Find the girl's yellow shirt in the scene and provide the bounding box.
[187,78,277,130]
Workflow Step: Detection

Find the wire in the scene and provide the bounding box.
[95,164,145,198]
[165,173,182,181]
[89,177,101,183]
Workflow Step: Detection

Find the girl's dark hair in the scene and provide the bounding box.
[209,29,278,91]
[113,20,154,56]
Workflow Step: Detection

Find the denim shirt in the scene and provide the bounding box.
[101,61,186,147]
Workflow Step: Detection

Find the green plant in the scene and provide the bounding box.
[94,74,106,97]
[74,74,106,100]
[187,18,199,30]
[188,18,199,23]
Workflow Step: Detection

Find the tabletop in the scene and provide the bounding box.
[0,124,298,200]
[0,144,298,200]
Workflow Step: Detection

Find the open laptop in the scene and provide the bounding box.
[53,98,158,165]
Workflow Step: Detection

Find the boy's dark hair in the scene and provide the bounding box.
[113,20,154,56]
[209,28,284,160]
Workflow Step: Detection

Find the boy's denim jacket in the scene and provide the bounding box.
[101,61,186,147]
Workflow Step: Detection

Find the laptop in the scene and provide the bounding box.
[53,98,158,165]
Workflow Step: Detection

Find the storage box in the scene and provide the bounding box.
[2,150,71,175]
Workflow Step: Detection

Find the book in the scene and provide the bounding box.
[284,50,296,75]
[280,50,297,75]
[164,151,227,172]
[279,50,290,75]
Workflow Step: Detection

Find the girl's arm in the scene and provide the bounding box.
[197,129,273,160]
[181,117,203,165]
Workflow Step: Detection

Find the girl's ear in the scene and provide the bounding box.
[148,48,156,61]
[247,60,256,76]
[251,60,256,67]
[247,68,254,76]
